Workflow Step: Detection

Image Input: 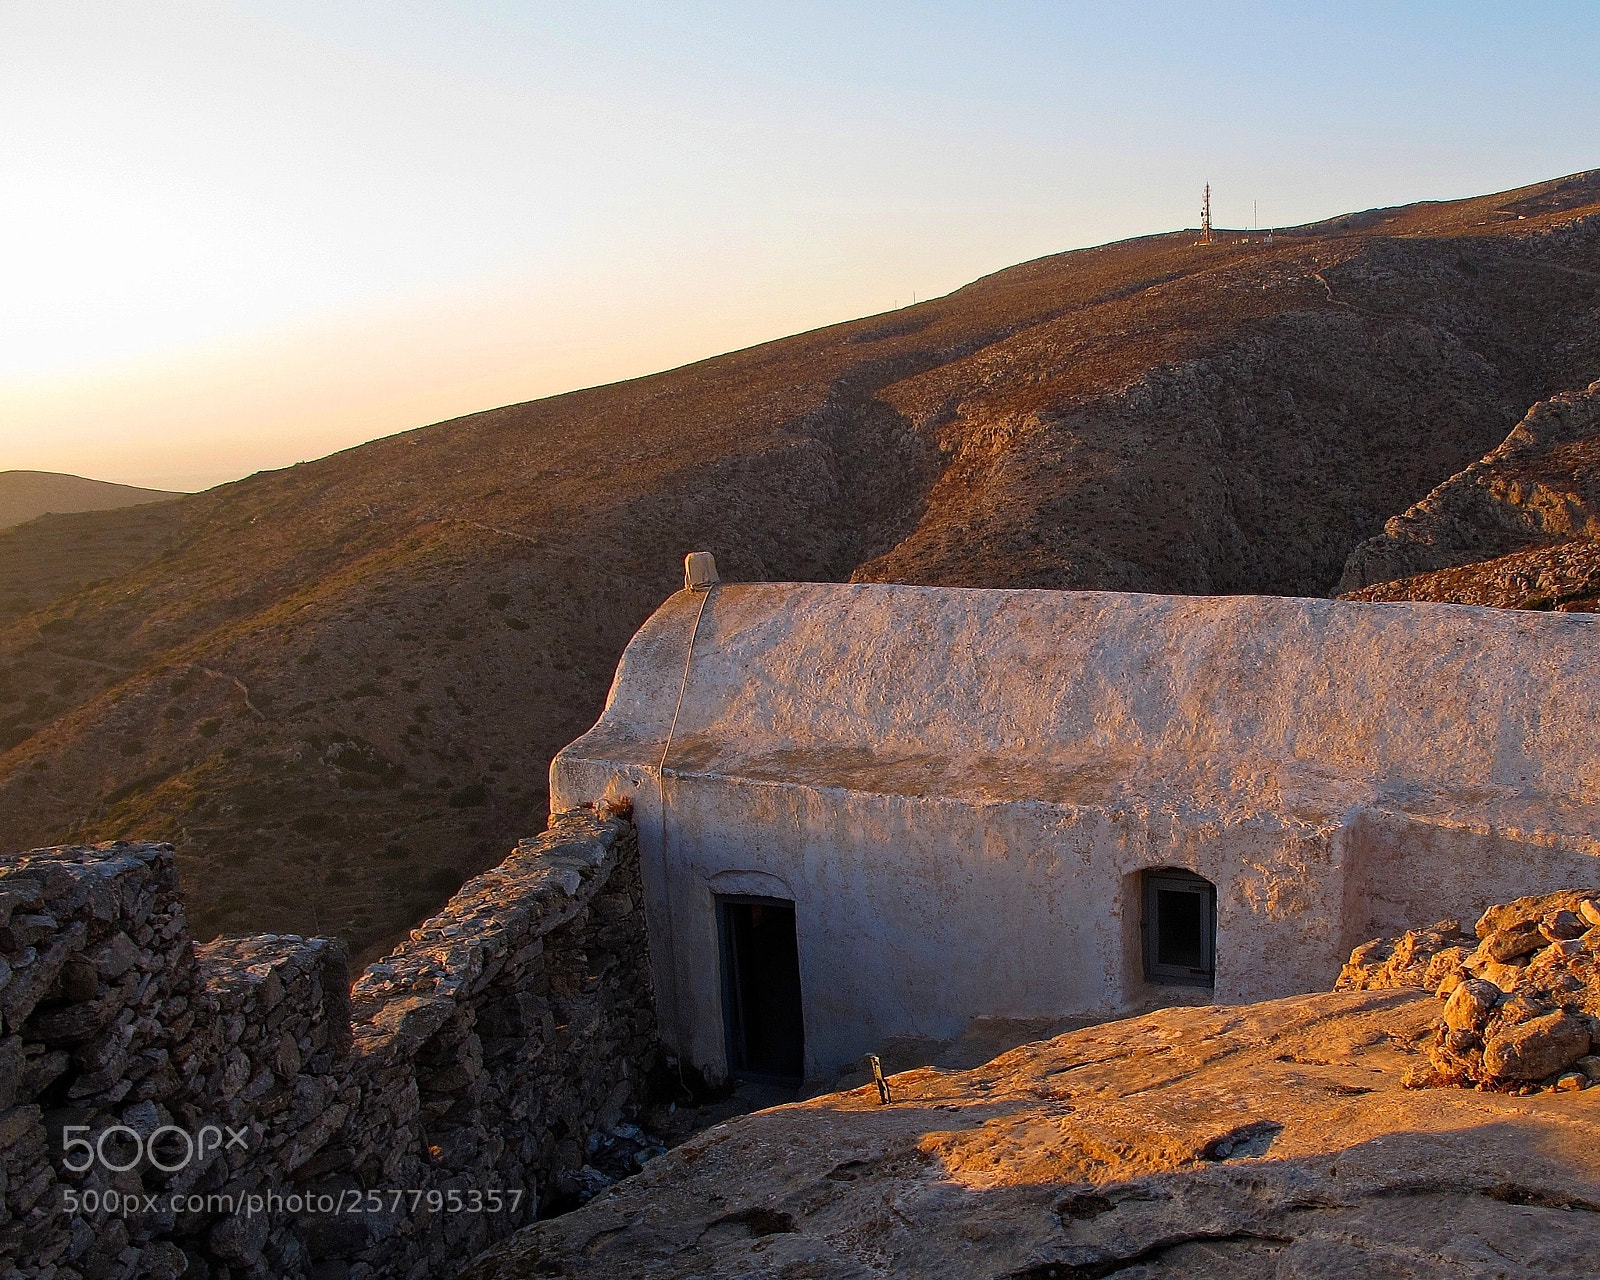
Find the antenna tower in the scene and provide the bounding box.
[1199,183,1214,246]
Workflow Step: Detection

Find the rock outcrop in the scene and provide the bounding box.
[1340,379,1600,595]
[1341,536,1600,612]
[461,989,1600,1279]
[457,887,1600,1278]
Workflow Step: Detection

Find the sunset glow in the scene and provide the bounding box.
[3,0,1596,490]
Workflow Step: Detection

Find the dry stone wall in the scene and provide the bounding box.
[0,809,655,1280]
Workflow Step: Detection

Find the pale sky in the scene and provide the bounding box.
[2,1,1596,492]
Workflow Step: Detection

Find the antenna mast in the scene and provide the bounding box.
[1199,183,1214,245]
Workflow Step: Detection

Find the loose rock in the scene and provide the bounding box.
[1442,978,1501,1034]
[1541,910,1587,942]
[1482,1009,1591,1080]
[1342,887,1600,1091]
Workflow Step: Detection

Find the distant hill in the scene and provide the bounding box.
[0,470,183,530]
[1,169,1597,959]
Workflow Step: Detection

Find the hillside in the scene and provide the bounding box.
[0,469,183,530]
[1340,379,1600,609]
[1343,538,1600,612]
[2,170,1599,955]
[0,501,192,631]
[0,473,190,634]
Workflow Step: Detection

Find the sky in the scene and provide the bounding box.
[2,2,1597,492]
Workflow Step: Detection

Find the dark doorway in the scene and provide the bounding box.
[717,896,805,1081]
[1142,869,1216,987]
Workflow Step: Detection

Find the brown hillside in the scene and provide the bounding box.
[0,469,183,530]
[1339,379,1600,593]
[0,500,192,630]
[1338,379,1600,611]
[3,171,1599,956]
[1341,539,1600,612]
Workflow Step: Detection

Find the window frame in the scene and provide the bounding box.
[1140,869,1216,987]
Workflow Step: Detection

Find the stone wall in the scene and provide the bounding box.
[0,809,656,1280]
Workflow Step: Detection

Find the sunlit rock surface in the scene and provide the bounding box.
[463,990,1600,1279]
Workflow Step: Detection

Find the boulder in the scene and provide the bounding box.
[1482,1009,1590,1080]
[1477,890,1600,939]
[1540,909,1587,942]
[1478,921,1545,963]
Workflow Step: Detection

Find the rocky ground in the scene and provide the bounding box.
[462,891,1600,1279]
[1341,537,1600,612]
[460,991,1600,1279]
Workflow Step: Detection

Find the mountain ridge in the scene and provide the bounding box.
[0,469,184,531]
[1338,379,1600,602]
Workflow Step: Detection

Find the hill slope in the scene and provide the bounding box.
[1340,379,1600,610]
[3,171,1599,954]
[0,470,183,530]
[1339,380,1600,589]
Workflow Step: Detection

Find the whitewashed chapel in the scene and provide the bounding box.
[551,561,1600,1083]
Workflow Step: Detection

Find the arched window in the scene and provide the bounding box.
[1141,869,1215,987]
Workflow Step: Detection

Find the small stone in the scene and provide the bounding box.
[1539,910,1587,942]
[1423,945,1470,994]
[1443,979,1501,1034]
[1555,1071,1587,1091]
[1475,960,1524,992]
[0,1103,41,1150]
[1575,1054,1600,1084]
[210,1210,269,1266]
[91,934,142,979]
[1579,899,1600,929]
[135,1241,188,1280]
[22,999,112,1046]
[58,955,99,1003]
[120,1099,162,1137]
